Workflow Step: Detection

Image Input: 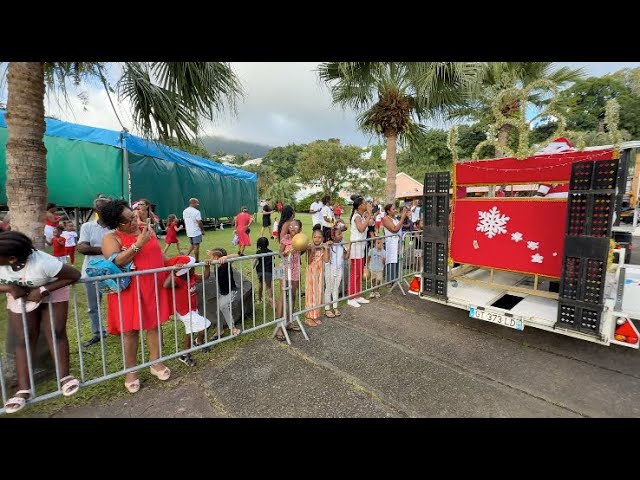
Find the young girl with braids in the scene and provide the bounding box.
[303,225,327,327]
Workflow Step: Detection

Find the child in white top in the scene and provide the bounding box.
[324,226,348,317]
[61,222,78,264]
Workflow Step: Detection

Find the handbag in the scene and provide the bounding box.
[245,227,251,234]
[86,253,135,294]
[231,232,239,246]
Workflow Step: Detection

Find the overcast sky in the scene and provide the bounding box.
[30,62,640,150]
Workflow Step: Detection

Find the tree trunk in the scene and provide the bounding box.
[5,62,47,248]
[384,133,397,205]
[496,125,509,158]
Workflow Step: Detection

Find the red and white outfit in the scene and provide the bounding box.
[170,274,211,334]
[44,215,61,243]
[348,213,367,299]
[52,235,68,263]
[61,230,78,264]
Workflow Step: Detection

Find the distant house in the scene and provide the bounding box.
[395,172,423,199]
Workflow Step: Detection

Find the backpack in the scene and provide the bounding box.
[86,253,135,294]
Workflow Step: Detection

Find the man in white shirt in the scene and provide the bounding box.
[77,197,111,346]
[309,196,324,229]
[183,198,205,262]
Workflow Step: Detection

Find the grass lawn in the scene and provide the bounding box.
[0,212,333,416]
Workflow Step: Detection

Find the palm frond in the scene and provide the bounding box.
[117,62,242,143]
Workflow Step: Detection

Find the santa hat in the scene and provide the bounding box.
[166,255,196,276]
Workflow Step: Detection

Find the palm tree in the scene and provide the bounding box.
[317,62,483,204]
[4,62,242,247]
[448,62,584,157]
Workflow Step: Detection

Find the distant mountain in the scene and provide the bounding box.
[199,135,273,159]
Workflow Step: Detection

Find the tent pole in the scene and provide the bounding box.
[121,130,132,205]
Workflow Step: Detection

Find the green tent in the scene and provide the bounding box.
[0,110,257,219]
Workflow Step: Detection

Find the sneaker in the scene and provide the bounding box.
[178,355,196,367]
[356,297,370,304]
[347,299,361,308]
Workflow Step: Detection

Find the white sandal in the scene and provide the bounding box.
[60,375,80,397]
[4,389,32,414]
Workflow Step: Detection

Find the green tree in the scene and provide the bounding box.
[558,75,640,137]
[262,143,305,180]
[243,164,277,199]
[264,178,298,207]
[296,139,363,196]
[611,67,640,96]
[3,62,242,246]
[456,124,493,160]
[318,62,483,204]
[396,128,453,179]
[449,62,583,156]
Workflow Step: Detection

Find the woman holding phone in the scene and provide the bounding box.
[100,200,171,394]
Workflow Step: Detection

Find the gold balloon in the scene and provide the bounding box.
[291,233,309,252]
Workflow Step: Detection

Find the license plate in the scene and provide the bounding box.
[469,306,524,331]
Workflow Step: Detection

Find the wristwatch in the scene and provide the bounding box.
[39,286,51,298]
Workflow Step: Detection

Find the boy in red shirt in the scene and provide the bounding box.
[163,255,211,366]
[51,226,68,263]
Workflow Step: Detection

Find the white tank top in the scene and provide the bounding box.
[349,213,367,259]
[383,217,400,263]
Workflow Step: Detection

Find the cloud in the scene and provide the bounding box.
[6,62,639,151]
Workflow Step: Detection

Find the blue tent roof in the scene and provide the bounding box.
[0,109,256,182]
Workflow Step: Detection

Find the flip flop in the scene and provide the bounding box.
[275,333,287,342]
[4,389,31,414]
[325,310,336,318]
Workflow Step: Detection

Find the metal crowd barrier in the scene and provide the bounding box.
[0,230,424,414]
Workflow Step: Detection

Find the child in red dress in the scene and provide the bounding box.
[163,214,184,255]
[52,226,67,263]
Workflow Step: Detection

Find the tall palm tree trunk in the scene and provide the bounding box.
[4,63,54,387]
[384,133,398,205]
[5,62,47,248]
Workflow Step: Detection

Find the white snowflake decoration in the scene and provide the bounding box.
[531,253,544,263]
[552,252,558,257]
[476,206,510,239]
[511,232,523,242]
[527,241,539,251]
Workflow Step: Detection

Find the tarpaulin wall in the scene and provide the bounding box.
[0,128,124,206]
[1,110,257,216]
[128,153,258,219]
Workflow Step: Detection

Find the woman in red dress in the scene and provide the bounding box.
[100,200,171,393]
[234,206,253,255]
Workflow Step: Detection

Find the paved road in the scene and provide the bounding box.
[48,288,640,418]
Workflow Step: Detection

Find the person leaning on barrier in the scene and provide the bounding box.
[77,196,112,347]
[0,231,82,414]
[100,200,172,394]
